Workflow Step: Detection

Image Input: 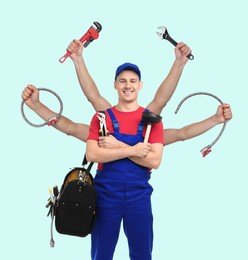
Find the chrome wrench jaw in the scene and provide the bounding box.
[157,26,169,40]
[156,26,194,60]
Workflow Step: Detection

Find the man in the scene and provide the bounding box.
[21,34,232,259]
[86,63,164,260]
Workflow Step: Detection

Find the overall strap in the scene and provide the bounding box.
[138,108,149,135]
[107,108,150,135]
[106,108,119,132]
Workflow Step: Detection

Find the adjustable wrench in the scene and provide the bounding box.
[157,26,194,60]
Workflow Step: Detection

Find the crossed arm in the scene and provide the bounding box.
[87,139,163,169]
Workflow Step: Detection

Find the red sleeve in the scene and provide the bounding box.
[147,120,164,145]
[87,113,100,141]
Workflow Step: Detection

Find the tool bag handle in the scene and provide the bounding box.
[82,153,94,174]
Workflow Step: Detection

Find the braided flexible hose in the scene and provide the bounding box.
[21,88,63,127]
[175,92,227,157]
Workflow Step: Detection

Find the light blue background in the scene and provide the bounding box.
[1,0,247,259]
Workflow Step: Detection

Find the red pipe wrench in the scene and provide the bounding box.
[59,21,102,63]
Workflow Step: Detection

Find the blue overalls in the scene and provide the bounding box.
[91,108,154,260]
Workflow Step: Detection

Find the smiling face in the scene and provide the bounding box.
[114,70,143,109]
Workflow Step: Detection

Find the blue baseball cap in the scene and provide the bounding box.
[115,62,141,80]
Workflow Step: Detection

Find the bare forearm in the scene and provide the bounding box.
[73,58,99,99]
[73,58,111,111]
[32,101,57,123]
[147,60,185,114]
[164,115,220,145]
[31,102,86,139]
[111,140,162,168]
[87,141,136,163]
[32,102,67,132]
[129,149,163,169]
[180,115,220,140]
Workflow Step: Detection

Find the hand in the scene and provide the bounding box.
[132,142,151,158]
[98,135,123,149]
[21,84,40,109]
[216,103,232,123]
[66,39,84,61]
[175,42,192,64]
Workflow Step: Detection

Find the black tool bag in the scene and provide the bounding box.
[46,156,96,247]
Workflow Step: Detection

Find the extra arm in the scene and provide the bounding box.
[97,104,232,147]
[67,40,111,111]
[146,42,191,114]
[21,85,89,142]
[163,104,232,145]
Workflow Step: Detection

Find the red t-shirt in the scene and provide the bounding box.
[87,106,164,144]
